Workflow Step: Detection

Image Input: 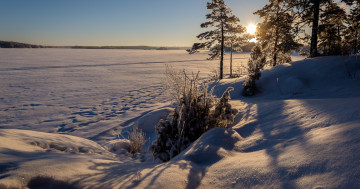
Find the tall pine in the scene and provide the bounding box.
[189,0,241,79]
[318,1,346,55]
[344,1,360,54]
[286,0,329,57]
[255,0,301,67]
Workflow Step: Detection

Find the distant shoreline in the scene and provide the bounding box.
[0,40,189,50]
[0,40,256,52]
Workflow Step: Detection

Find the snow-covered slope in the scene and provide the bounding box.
[125,56,360,189]
[1,54,359,188]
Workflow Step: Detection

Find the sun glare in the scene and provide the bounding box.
[246,24,257,35]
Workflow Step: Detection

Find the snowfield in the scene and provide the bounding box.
[0,49,359,188]
[0,49,244,138]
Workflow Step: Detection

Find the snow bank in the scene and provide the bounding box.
[0,129,115,188]
[120,55,359,188]
[177,128,242,165]
[256,56,360,98]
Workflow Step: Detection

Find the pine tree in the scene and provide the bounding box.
[242,45,266,97]
[255,0,301,67]
[309,0,321,57]
[344,2,360,54]
[284,0,330,57]
[269,0,355,57]
[188,0,242,79]
[296,0,329,57]
[342,0,360,5]
[318,1,347,55]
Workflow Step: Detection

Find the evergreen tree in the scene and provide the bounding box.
[189,0,241,79]
[342,0,360,5]
[309,0,322,57]
[255,0,301,67]
[318,1,347,55]
[242,45,266,97]
[285,0,330,57]
[266,0,355,57]
[344,2,360,54]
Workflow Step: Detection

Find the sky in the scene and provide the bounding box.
[0,0,267,47]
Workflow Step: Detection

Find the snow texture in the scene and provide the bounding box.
[1,49,359,189]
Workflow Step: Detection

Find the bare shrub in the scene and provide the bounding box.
[150,68,238,162]
[128,125,146,154]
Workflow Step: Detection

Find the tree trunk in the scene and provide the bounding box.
[273,53,278,67]
[230,42,233,77]
[272,8,280,67]
[220,23,224,79]
[355,30,358,54]
[310,0,320,57]
[273,26,279,67]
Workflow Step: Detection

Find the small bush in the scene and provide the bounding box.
[128,126,146,154]
[242,77,257,97]
[150,69,238,162]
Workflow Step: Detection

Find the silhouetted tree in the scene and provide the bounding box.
[343,2,360,54]
[189,0,241,79]
[318,1,347,55]
[309,0,321,57]
[342,0,360,5]
[255,1,356,57]
[255,0,301,67]
[279,0,330,57]
[242,45,266,97]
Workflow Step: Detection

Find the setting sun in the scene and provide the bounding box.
[246,24,257,35]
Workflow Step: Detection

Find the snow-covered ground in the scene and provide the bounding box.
[0,49,250,138]
[1,49,359,189]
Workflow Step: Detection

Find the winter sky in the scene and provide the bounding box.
[0,0,266,46]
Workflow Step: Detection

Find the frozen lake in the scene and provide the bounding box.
[0,49,251,138]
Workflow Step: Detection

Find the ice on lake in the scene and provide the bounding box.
[0,49,251,138]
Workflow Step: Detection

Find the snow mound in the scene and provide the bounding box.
[177,128,242,165]
[256,56,360,98]
[105,139,131,154]
[0,129,109,155]
[136,108,172,134]
[0,129,116,188]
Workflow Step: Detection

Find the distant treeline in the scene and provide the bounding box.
[0,40,255,52]
[0,41,189,50]
[0,41,45,48]
[71,46,189,50]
